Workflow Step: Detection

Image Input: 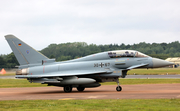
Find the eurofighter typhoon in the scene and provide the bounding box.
[5,35,174,92]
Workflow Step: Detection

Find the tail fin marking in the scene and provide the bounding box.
[5,35,49,65]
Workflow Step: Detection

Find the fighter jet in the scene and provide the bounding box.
[5,35,174,92]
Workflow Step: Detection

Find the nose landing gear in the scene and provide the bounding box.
[116,79,122,92]
[116,85,122,91]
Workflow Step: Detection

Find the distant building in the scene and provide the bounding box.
[166,57,180,68]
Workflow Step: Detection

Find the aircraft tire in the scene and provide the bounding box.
[77,86,85,92]
[116,86,122,92]
[64,85,72,93]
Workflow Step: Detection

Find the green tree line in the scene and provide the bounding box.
[0,53,19,68]
[1,41,180,68]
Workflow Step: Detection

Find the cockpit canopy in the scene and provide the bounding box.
[108,50,149,58]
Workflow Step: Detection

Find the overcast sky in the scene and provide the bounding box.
[0,0,180,54]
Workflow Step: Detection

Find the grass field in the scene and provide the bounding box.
[102,78,180,85]
[0,99,180,111]
[127,68,180,75]
[0,79,47,88]
[0,73,15,76]
[0,79,180,88]
[1,68,180,76]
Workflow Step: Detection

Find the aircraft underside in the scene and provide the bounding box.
[28,76,122,92]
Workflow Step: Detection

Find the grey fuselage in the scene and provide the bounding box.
[17,50,154,84]
[5,35,174,91]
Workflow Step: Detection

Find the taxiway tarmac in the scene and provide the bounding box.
[0,84,180,100]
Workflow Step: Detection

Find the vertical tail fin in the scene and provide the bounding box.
[5,35,49,66]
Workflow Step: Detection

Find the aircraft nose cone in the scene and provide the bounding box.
[152,58,174,68]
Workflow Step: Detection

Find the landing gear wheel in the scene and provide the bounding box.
[116,86,122,92]
[116,77,122,92]
[77,86,85,92]
[64,85,72,93]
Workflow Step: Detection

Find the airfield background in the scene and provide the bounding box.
[0,41,180,69]
[166,57,180,68]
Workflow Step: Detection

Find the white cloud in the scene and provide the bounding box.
[0,0,180,54]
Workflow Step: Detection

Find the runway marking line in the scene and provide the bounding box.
[58,98,75,100]
[88,96,98,98]
[176,95,180,98]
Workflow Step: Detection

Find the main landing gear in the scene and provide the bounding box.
[77,86,85,92]
[64,86,85,93]
[116,79,122,92]
[64,85,72,93]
